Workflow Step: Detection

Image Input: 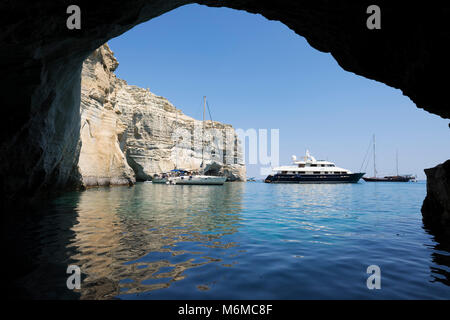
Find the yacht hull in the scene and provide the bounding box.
[265,173,365,184]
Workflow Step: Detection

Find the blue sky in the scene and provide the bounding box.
[109,4,449,179]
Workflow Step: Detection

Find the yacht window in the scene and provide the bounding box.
[299,171,305,174]
[313,171,320,174]
[310,164,317,167]
[298,163,305,168]
[282,171,287,174]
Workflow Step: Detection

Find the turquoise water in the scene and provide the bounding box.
[16,181,450,299]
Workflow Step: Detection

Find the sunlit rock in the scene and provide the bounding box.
[79,44,245,185]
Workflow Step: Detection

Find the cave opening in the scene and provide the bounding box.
[2,1,450,299]
[93,3,449,183]
[1,2,448,203]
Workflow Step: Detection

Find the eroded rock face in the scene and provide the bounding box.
[115,88,245,181]
[79,44,136,187]
[79,44,245,184]
[422,160,450,235]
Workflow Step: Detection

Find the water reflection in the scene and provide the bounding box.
[7,181,450,299]
[425,229,450,286]
[71,183,244,299]
[7,193,82,299]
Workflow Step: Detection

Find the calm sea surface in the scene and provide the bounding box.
[16,181,450,299]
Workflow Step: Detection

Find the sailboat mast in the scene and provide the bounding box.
[175,111,178,169]
[373,134,377,177]
[396,149,399,176]
[202,96,206,167]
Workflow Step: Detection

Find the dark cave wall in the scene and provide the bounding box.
[0,0,188,199]
[0,0,449,231]
[422,161,450,236]
[203,0,450,119]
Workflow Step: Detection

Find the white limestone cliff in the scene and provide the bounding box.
[78,44,245,187]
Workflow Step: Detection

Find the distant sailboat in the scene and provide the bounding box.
[168,96,226,185]
[362,135,415,182]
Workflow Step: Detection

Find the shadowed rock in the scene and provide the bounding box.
[422,160,450,235]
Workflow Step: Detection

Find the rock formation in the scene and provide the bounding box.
[79,44,245,185]
[79,45,136,187]
[422,160,450,235]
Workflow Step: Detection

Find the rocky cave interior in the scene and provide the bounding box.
[1,1,449,290]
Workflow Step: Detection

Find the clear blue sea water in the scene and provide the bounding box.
[18,181,450,299]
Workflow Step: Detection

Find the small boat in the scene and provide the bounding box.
[168,96,227,186]
[362,135,415,182]
[168,175,227,185]
[152,169,188,184]
[264,150,364,184]
[152,173,169,184]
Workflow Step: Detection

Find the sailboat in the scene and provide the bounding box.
[362,135,415,182]
[167,96,227,185]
